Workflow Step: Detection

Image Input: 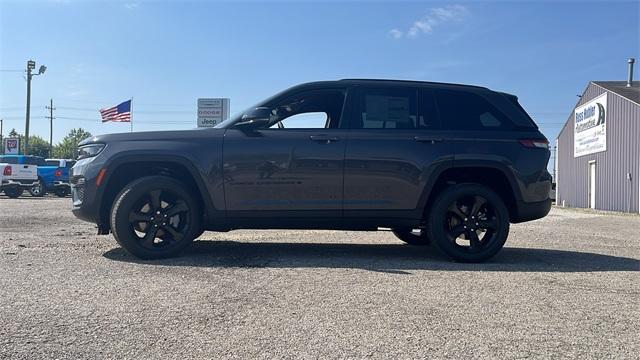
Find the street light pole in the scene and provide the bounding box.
[23,59,46,155]
[24,60,34,155]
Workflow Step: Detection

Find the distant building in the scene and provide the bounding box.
[556,59,640,213]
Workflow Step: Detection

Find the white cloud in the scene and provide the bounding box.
[390,4,469,40]
[124,2,140,10]
[389,29,403,39]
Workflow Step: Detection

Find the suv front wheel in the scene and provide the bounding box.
[110,176,202,259]
[428,184,509,263]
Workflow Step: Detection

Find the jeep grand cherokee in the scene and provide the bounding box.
[71,79,552,262]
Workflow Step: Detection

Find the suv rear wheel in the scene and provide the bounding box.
[110,176,202,259]
[428,183,509,263]
[392,228,430,246]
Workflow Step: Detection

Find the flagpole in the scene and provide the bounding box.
[130,97,133,132]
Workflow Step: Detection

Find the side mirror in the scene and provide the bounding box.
[234,107,272,129]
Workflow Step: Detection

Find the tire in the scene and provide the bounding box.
[29,179,46,197]
[4,187,23,199]
[110,176,202,259]
[427,183,509,263]
[54,187,70,197]
[392,228,430,246]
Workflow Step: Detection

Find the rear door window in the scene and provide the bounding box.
[354,88,417,129]
[418,89,441,129]
[435,89,513,131]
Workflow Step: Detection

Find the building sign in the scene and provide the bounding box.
[574,93,607,157]
[197,98,230,127]
[3,137,19,155]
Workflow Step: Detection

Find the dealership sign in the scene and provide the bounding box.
[574,93,607,158]
[197,98,230,127]
[3,137,19,155]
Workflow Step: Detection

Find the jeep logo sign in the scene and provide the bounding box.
[3,137,19,155]
[197,98,230,128]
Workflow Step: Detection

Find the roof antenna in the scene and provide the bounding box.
[627,58,635,87]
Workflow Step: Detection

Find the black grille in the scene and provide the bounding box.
[73,184,85,203]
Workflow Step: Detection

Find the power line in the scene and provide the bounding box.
[55,106,195,114]
[55,116,194,124]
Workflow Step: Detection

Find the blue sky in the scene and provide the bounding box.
[0,0,638,146]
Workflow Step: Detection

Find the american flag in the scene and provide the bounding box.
[100,100,132,122]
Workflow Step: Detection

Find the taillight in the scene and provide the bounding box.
[55,169,62,177]
[3,166,11,176]
[519,139,549,149]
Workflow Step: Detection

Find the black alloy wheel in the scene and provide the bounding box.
[128,189,190,250]
[428,184,509,262]
[110,176,201,259]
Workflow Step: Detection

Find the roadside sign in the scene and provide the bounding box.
[197,98,230,127]
[3,137,19,155]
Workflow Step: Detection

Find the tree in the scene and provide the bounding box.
[26,135,51,158]
[52,128,93,159]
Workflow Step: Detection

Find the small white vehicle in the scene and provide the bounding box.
[0,162,39,198]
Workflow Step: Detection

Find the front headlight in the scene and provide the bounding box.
[77,144,105,160]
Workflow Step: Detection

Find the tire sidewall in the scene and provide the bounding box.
[110,176,202,259]
[428,183,509,263]
[4,187,23,198]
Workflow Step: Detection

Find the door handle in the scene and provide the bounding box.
[413,136,443,144]
[310,135,339,143]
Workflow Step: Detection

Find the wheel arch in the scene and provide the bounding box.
[419,161,522,222]
[96,154,216,233]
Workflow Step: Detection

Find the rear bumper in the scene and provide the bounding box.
[1,179,39,189]
[53,181,70,188]
[512,198,552,223]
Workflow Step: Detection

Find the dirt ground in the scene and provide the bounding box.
[1,196,638,359]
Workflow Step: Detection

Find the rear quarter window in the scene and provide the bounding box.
[435,89,514,131]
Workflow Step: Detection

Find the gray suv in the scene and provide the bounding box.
[71,79,552,262]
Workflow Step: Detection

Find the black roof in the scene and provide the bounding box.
[338,78,488,90]
[592,81,640,104]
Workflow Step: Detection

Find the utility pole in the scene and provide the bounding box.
[0,118,3,154]
[46,99,55,154]
[23,59,46,155]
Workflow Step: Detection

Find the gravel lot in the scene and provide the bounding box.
[1,196,638,359]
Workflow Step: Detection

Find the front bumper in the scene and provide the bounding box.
[70,157,104,224]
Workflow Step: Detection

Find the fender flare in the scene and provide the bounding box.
[416,159,523,211]
[96,152,217,223]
